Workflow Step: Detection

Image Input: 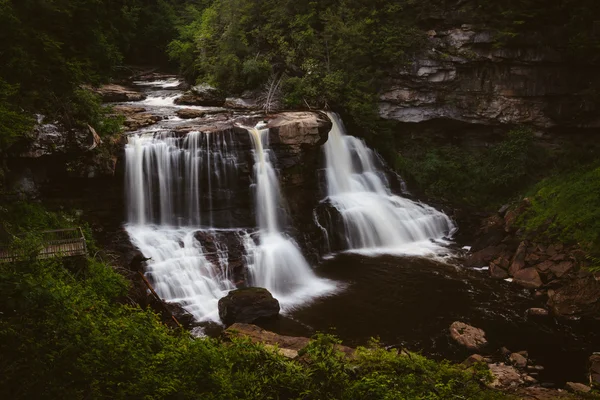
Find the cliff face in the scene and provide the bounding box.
[379,25,600,131]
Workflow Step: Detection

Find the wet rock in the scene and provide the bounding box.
[488,363,524,389]
[176,108,206,119]
[462,354,485,367]
[175,84,226,107]
[527,308,550,317]
[513,267,543,289]
[465,246,503,268]
[590,354,600,386]
[549,261,574,278]
[509,352,528,368]
[218,288,280,326]
[547,277,600,318]
[565,382,591,393]
[490,262,509,279]
[449,321,488,351]
[92,84,146,102]
[509,241,528,276]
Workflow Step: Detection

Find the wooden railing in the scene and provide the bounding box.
[0,228,87,263]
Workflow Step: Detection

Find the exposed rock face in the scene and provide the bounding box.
[218,288,280,326]
[449,321,488,351]
[175,84,226,107]
[21,118,100,158]
[92,84,146,102]
[379,26,600,129]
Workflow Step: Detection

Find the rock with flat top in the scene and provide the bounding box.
[218,288,280,326]
[92,84,146,102]
[449,321,488,351]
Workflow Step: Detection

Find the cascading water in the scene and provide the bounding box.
[320,112,455,255]
[245,125,336,307]
[125,128,243,323]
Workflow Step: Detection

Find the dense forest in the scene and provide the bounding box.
[2,0,600,398]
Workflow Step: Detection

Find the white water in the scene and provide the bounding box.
[125,130,240,227]
[125,127,244,322]
[246,126,336,308]
[133,78,182,88]
[322,112,455,255]
[126,226,234,322]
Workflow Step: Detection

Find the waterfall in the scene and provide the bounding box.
[124,129,242,323]
[320,112,455,255]
[245,125,336,307]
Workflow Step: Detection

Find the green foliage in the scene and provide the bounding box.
[169,0,425,128]
[0,79,34,153]
[518,163,600,256]
[395,127,542,208]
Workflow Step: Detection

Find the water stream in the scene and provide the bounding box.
[319,113,455,255]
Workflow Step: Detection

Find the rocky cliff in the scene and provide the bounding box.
[379,25,600,132]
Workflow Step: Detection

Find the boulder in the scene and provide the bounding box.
[267,112,331,149]
[218,288,280,326]
[565,382,591,393]
[513,268,543,289]
[590,354,600,386]
[92,84,146,102]
[176,108,206,119]
[488,363,524,389]
[509,352,528,368]
[535,260,555,273]
[174,84,225,107]
[449,321,488,351]
[462,354,485,367]
[547,277,600,318]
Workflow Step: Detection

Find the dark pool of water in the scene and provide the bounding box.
[259,253,600,385]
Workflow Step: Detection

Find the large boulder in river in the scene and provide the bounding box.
[175,84,226,107]
[91,84,146,102]
[218,288,280,326]
[449,321,488,351]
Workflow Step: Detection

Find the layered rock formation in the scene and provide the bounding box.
[379,25,600,131]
